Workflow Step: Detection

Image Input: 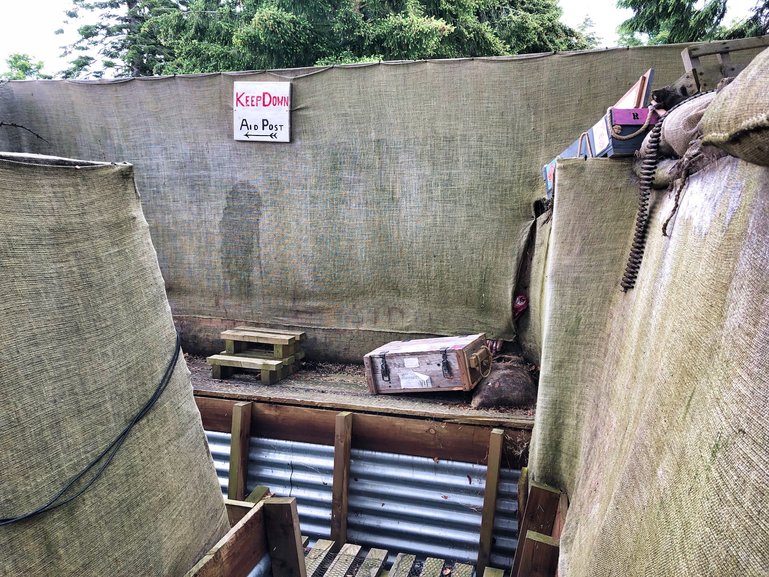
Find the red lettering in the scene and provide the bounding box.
[263,92,271,106]
[235,92,245,107]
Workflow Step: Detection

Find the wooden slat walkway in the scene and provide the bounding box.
[305,543,485,577]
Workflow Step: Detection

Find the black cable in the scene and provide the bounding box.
[0,332,182,526]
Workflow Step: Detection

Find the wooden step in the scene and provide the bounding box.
[207,353,286,370]
[221,328,296,345]
[305,539,337,576]
[235,325,307,341]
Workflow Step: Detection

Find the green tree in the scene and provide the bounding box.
[0,53,52,80]
[617,0,769,45]
[62,0,592,77]
[61,0,187,77]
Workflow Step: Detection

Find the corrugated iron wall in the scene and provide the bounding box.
[206,432,519,570]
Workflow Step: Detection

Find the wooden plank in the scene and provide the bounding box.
[331,412,353,544]
[517,467,528,534]
[195,396,235,433]
[420,557,445,577]
[246,485,270,504]
[221,329,295,345]
[195,397,529,468]
[302,536,309,547]
[686,35,769,58]
[477,428,504,575]
[511,481,561,577]
[516,531,559,577]
[228,401,252,500]
[451,563,473,577]
[193,386,535,431]
[234,325,307,341]
[388,553,415,577]
[323,544,361,577]
[305,539,336,576]
[207,354,285,370]
[225,499,255,525]
[482,568,504,577]
[551,493,568,541]
[263,497,306,577]
[186,501,266,577]
[354,548,387,577]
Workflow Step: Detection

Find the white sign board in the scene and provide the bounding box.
[233,81,291,142]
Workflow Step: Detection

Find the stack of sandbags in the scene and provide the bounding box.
[0,153,230,576]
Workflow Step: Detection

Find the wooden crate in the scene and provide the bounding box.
[363,334,490,394]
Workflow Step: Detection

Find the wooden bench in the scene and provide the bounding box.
[207,326,306,384]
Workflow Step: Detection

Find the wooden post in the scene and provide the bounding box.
[263,497,307,577]
[511,481,561,577]
[515,531,559,577]
[477,428,504,575]
[228,401,253,500]
[331,411,353,543]
[517,467,528,530]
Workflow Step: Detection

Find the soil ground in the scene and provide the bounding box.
[187,354,535,427]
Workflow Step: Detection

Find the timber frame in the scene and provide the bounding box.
[194,394,532,573]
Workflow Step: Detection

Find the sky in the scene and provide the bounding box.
[0,0,760,77]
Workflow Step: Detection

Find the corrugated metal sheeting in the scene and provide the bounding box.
[205,432,519,571]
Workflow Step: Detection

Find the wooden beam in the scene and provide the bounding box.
[477,428,504,575]
[511,481,562,577]
[331,411,353,544]
[551,493,568,541]
[228,401,253,500]
[482,569,504,577]
[186,501,266,577]
[263,497,306,577]
[224,499,255,525]
[517,467,528,532]
[515,531,559,577]
[245,485,270,504]
[195,396,530,467]
[220,329,295,345]
[195,396,235,433]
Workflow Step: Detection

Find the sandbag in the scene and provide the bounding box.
[0,153,230,576]
[531,157,769,576]
[702,47,769,166]
[662,91,716,156]
[471,360,536,409]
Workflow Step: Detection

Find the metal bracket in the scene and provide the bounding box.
[379,353,390,382]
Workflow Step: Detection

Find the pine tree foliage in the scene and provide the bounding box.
[61,0,594,76]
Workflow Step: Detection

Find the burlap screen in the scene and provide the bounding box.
[0,153,230,576]
[0,46,702,360]
[530,157,769,575]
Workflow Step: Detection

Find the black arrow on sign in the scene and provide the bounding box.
[244,132,278,139]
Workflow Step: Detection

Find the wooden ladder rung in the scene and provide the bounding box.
[419,557,445,577]
[451,563,474,577]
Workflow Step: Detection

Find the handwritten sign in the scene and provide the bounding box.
[233,81,291,142]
